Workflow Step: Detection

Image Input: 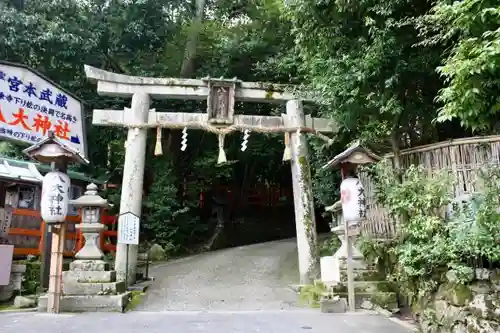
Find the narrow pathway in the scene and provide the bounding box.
[1,311,414,333]
[137,238,301,311]
[0,238,414,333]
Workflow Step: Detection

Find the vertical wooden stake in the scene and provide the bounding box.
[341,163,356,312]
[345,224,356,312]
[46,223,66,313]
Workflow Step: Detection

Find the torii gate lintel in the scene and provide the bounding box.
[85,65,299,103]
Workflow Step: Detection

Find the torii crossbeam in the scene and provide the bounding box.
[85,65,337,285]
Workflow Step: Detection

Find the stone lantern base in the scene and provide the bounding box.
[320,224,366,286]
[320,224,398,311]
[38,260,131,312]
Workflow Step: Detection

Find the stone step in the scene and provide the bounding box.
[38,292,132,313]
[63,281,126,296]
[338,259,375,271]
[332,281,393,294]
[62,270,116,283]
[69,260,109,272]
[339,269,385,282]
[337,291,398,311]
[320,297,347,313]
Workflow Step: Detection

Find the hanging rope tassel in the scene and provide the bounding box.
[154,126,163,156]
[282,132,292,161]
[217,134,227,164]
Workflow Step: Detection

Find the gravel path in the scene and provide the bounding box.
[0,238,413,333]
[136,238,301,311]
[0,310,414,333]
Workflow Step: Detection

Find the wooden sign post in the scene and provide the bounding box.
[322,142,381,311]
[23,132,88,313]
[84,66,337,285]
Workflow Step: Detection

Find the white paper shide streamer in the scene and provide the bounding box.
[40,171,71,223]
[181,127,188,151]
[241,129,250,151]
[340,177,366,223]
[295,128,302,151]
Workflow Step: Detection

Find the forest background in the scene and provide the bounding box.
[0,0,498,255]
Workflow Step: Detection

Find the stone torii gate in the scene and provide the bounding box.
[84,65,337,285]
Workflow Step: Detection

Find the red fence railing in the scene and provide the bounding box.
[8,208,117,257]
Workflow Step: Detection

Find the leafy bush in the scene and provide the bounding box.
[299,280,330,308]
[363,161,500,305]
[19,258,40,295]
[318,234,342,257]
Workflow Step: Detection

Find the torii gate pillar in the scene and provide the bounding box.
[286,100,318,284]
[115,93,151,284]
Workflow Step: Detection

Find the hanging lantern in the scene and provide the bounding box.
[339,177,366,223]
[40,171,71,223]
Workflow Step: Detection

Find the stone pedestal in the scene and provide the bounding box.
[0,264,26,302]
[320,224,366,286]
[320,224,398,311]
[38,259,131,312]
[37,183,132,313]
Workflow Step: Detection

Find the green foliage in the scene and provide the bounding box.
[125,291,145,312]
[16,258,41,295]
[4,0,499,256]
[298,280,330,308]
[284,0,444,150]
[318,234,341,257]
[142,158,199,254]
[0,0,312,252]
[448,167,500,262]
[0,142,25,159]
[364,161,500,306]
[358,236,398,281]
[417,0,500,132]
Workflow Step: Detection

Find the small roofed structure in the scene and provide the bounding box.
[321,141,381,170]
[0,158,44,183]
[22,132,89,166]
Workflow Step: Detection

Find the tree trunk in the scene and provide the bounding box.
[180,0,207,78]
[170,0,208,173]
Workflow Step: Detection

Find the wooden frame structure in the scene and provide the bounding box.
[360,135,500,239]
[0,156,115,257]
[10,208,80,257]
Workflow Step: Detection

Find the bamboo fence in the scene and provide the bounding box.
[360,135,500,239]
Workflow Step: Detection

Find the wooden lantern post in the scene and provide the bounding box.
[322,141,380,311]
[23,132,89,313]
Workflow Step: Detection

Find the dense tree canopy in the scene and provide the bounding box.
[0,0,498,253]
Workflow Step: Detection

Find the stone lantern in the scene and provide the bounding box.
[70,183,109,261]
[38,183,131,313]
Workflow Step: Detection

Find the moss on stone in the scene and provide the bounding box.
[0,304,14,311]
[443,283,473,307]
[340,269,385,282]
[489,270,500,285]
[297,154,318,280]
[370,291,398,310]
[124,291,145,312]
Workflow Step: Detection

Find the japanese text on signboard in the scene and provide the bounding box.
[118,213,140,245]
[41,172,70,223]
[0,64,85,157]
